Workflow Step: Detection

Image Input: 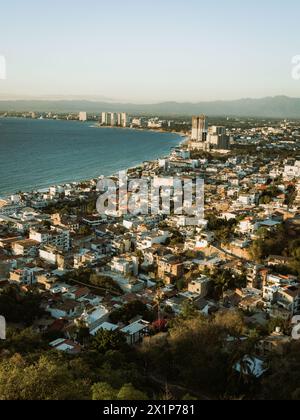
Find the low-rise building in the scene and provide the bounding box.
[157,255,184,285]
[121,319,149,345]
[188,275,211,298]
[11,239,39,257]
[30,226,70,251]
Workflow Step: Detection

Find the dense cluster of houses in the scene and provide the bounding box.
[1,118,300,363]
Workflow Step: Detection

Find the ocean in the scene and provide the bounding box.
[0,118,182,197]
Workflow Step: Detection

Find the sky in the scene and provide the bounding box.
[0,0,300,102]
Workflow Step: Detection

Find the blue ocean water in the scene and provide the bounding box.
[0,118,182,196]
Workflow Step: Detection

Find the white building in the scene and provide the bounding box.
[79,112,87,122]
[49,185,65,198]
[148,118,163,129]
[47,300,81,319]
[137,230,170,250]
[131,118,142,128]
[110,256,133,276]
[80,306,109,331]
[284,161,300,180]
[117,112,128,128]
[30,227,70,251]
[39,246,58,265]
[238,193,258,206]
[238,218,255,234]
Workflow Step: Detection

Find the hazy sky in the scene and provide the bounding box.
[0,0,300,102]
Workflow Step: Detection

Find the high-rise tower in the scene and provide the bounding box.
[191,115,208,142]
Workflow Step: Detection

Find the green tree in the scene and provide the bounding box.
[89,274,123,295]
[79,225,92,236]
[0,354,91,400]
[180,301,199,320]
[0,328,47,354]
[92,382,118,400]
[91,329,127,354]
[110,300,154,324]
[0,286,44,326]
[117,383,148,400]
[261,341,300,400]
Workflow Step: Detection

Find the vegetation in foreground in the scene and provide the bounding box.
[1,307,300,401]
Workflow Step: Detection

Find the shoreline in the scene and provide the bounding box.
[1,116,188,138]
[86,122,188,138]
[0,123,187,199]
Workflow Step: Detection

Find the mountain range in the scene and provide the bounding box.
[0,96,300,118]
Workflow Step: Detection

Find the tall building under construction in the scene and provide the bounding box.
[191,114,208,142]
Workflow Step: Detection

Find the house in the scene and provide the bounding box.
[50,282,72,295]
[49,185,65,198]
[238,193,258,206]
[239,295,263,312]
[39,245,74,269]
[11,239,39,257]
[184,233,214,250]
[63,286,90,301]
[238,217,255,234]
[36,273,58,290]
[50,338,82,354]
[47,300,81,319]
[266,273,298,287]
[90,239,111,255]
[137,230,170,250]
[9,267,44,286]
[39,245,58,265]
[121,319,150,345]
[256,219,281,230]
[74,249,105,269]
[276,285,300,316]
[263,285,279,308]
[51,213,80,232]
[188,275,211,298]
[90,322,118,336]
[166,293,212,315]
[246,264,267,289]
[234,356,267,379]
[30,226,70,251]
[77,293,102,306]
[109,273,146,293]
[0,236,23,253]
[284,161,300,180]
[110,256,134,276]
[79,305,109,331]
[157,255,184,285]
[256,328,291,356]
[82,215,105,228]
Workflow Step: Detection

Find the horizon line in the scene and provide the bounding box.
[0,94,299,104]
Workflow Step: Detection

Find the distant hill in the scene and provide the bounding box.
[0,96,300,118]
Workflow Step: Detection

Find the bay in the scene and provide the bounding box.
[0,118,182,196]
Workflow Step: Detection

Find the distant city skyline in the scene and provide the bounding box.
[1,0,300,102]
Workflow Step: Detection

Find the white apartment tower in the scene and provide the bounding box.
[101,111,128,127]
[116,112,128,127]
[109,112,116,126]
[117,113,122,126]
[101,112,115,126]
[121,112,128,127]
[79,112,87,122]
[101,112,108,125]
